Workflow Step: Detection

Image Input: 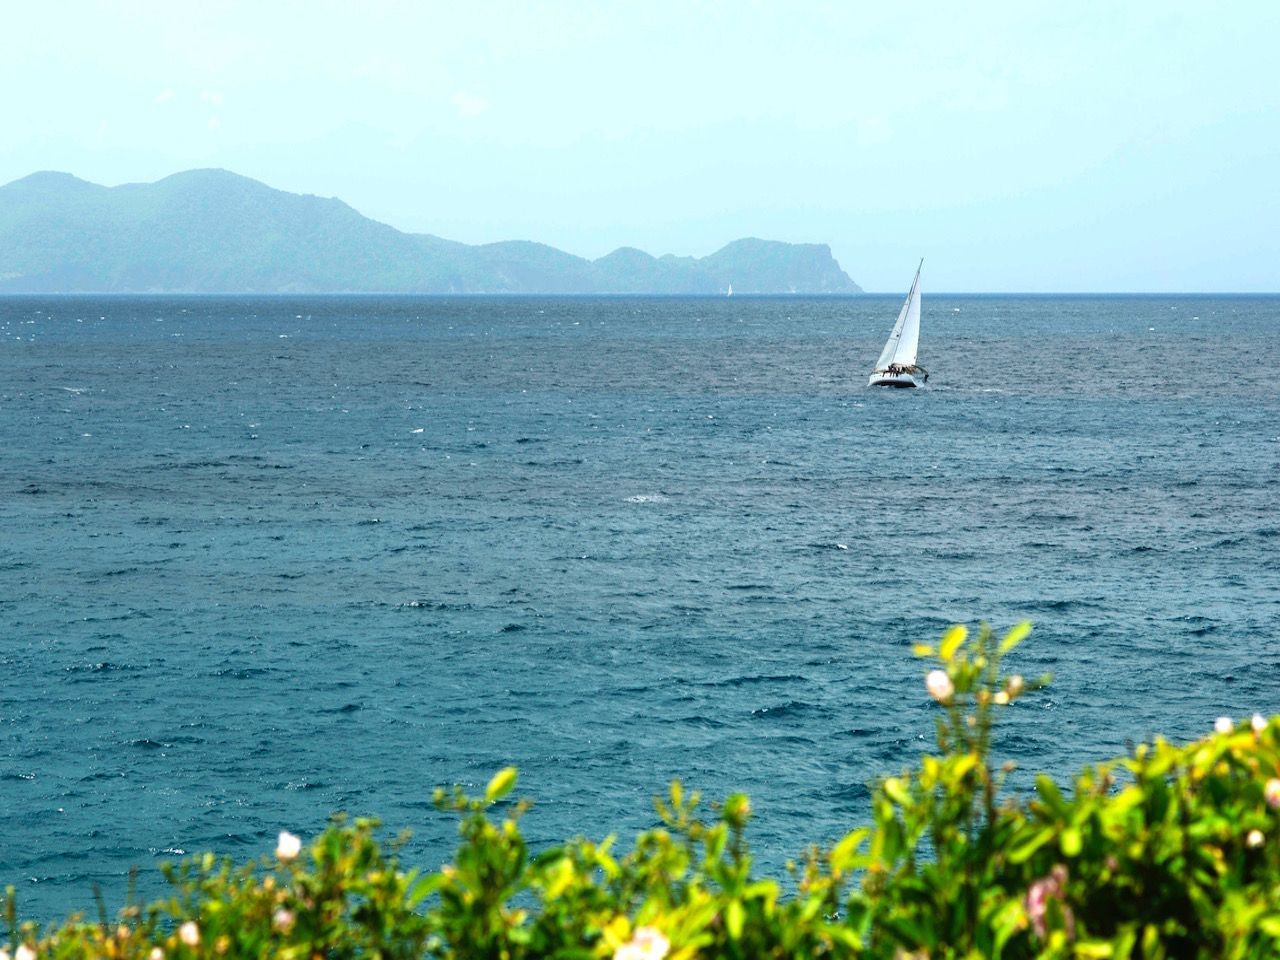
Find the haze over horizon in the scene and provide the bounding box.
[2,1,1276,293]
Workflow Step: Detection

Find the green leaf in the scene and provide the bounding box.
[1074,943,1115,959]
[882,777,911,806]
[1036,774,1069,818]
[1008,827,1055,864]
[939,624,967,662]
[999,620,1032,654]
[407,873,445,907]
[1259,915,1280,937]
[830,828,868,873]
[725,898,744,939]
[485,767,518,804]
[828,928,864,950]
[951,753,979,781]
[1060,826,1083,857]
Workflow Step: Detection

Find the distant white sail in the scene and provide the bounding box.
[867,261,927,388]
[874,263,922,371]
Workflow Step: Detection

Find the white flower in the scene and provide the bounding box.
[178,921,200,947]
[1253,713,1268,734]
[1266,778,1280,809]
[1215,716,1234,734]
[1006,675,1025,697]
[272,908,296,933]
[926,670,954,703]
[150,948,164,960]
[613,926,670,960]
[15,946,35,960]
[1,948,12,960]
[993,691,1010,706]
[275,830,302,861]
[1247,828,1265,848]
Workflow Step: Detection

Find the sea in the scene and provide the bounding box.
[2,294,1278,921]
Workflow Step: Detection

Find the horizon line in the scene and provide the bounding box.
[1,291,1278,298]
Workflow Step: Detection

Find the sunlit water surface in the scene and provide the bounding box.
[2,294,1278,919]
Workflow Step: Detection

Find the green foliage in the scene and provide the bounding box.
[6,622,1280,959]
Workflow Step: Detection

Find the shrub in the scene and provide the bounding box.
[5,622,1280,958]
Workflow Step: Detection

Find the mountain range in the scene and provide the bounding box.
[0,169,861,294]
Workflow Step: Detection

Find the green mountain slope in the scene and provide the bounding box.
[0,169,861,294]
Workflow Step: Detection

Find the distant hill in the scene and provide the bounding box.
[0,169,861,294]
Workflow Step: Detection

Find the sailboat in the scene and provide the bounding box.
[868,260,928,388]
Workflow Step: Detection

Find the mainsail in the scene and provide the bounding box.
[874,260,922,371]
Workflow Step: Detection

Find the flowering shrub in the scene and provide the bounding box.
[5,622,1280,958]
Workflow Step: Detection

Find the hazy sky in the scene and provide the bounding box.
[3,1,1276,291]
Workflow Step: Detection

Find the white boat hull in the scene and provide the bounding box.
[868,370,923,388]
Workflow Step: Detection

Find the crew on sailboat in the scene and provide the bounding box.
[876,361,928,383]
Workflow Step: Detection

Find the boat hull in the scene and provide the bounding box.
[868,371,922,388]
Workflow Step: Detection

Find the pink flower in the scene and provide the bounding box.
[926,670,954,703]
[275,831,302,861]
[614,926,670,960]
[1265,778,1280,809]
[1025,865,1074,941]
[178,922,200,947]
[273,908,296,933]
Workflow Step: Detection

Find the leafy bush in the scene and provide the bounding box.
[5,623,1280,959]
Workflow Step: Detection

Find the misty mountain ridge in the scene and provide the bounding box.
[0,169,861,294]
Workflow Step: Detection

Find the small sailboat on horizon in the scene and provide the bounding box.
[869,260,928,388]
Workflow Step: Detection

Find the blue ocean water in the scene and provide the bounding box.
[2,294,1278,920]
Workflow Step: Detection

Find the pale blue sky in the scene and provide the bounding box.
[2,1,1276,291]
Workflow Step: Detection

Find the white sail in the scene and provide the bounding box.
[873,262,922,370]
